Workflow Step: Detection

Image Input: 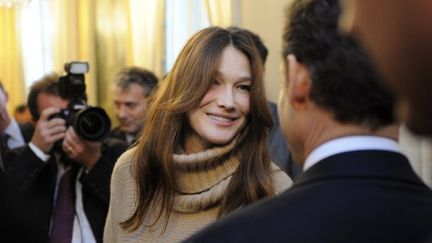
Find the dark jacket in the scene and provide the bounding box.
[3,139,127,243]
[185,150,432,243]
[107,127,136,146]
[18,122,35,143]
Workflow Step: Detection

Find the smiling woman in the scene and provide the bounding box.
[185,45,252,152]
[103,26,292,243]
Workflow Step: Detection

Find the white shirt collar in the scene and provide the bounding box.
[303,135,401,171]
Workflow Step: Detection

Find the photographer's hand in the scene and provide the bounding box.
[62,127,101,170]
[31,107,66,153]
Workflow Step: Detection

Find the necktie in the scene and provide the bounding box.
[4,133,10,148]
[0,150,4,172]
[50,169,75,243]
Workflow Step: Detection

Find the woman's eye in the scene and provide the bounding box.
[211,79,220,86]
[238,84,251,91]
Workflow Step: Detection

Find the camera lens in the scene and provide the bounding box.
[73,107,111,141]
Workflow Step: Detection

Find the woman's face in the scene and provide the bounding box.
[185,45,251,153]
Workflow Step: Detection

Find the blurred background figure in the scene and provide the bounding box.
[14,103,32,124]
[339,0,432,137]
[0,88,17,173]
[0,81,33,149]
[109,67,158,146]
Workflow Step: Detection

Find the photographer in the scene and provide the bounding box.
[6,71,127,243]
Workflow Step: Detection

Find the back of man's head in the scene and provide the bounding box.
[283,0,395,130]
[114,67,158,96]
[27,73,60,121]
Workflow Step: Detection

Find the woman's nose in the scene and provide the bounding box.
[216,87,235,109]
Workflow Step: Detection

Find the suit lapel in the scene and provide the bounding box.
[18,122,35,143]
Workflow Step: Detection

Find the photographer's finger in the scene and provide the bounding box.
[62,142,72,153]
[63,127,76,142]
[67,127,79,141]
[48,132,66,144]
[39,107,61,121]
[46,123,67,136]
[43,124,66,139]
[45,117,66,129]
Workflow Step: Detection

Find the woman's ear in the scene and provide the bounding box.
[286,54,312,110]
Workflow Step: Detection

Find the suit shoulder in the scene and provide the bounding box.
[113,147,136,177]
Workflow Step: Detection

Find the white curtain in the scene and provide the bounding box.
[50,0,98,104]
[48,0,165,124]
[0,6,25,113]
[205,0,233,27]
[165,0,209,72]
[128,0,165,76]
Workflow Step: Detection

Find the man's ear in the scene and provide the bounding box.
[286,54,312,109]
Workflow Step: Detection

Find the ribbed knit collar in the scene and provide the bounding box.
[172,141,239,213]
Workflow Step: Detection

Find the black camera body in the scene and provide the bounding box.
[54,61,111,142]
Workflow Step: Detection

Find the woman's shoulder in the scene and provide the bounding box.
[110,147,139,196]
[113,147,137,177]
[270,162,293,194]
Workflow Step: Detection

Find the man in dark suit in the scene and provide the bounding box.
[185,0,432,242]
[108,67,158,145]
[5,73,127,243]
[0,81,34,149]
[0,133,17,174]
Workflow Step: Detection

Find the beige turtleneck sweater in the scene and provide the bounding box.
[104,144,292,243]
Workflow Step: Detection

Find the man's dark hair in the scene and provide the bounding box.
[27,73,60,121]
[227,26,269,65]
[283,0,395,130]
[114,67,158,96]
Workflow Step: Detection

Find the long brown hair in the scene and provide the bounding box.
[121,26,275,232]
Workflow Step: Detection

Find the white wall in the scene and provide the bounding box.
[239,0,293,103]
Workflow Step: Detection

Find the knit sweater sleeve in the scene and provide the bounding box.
[103,148,138,243]
[270,162,293,194]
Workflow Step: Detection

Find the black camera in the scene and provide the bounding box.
[52,61,111,142]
